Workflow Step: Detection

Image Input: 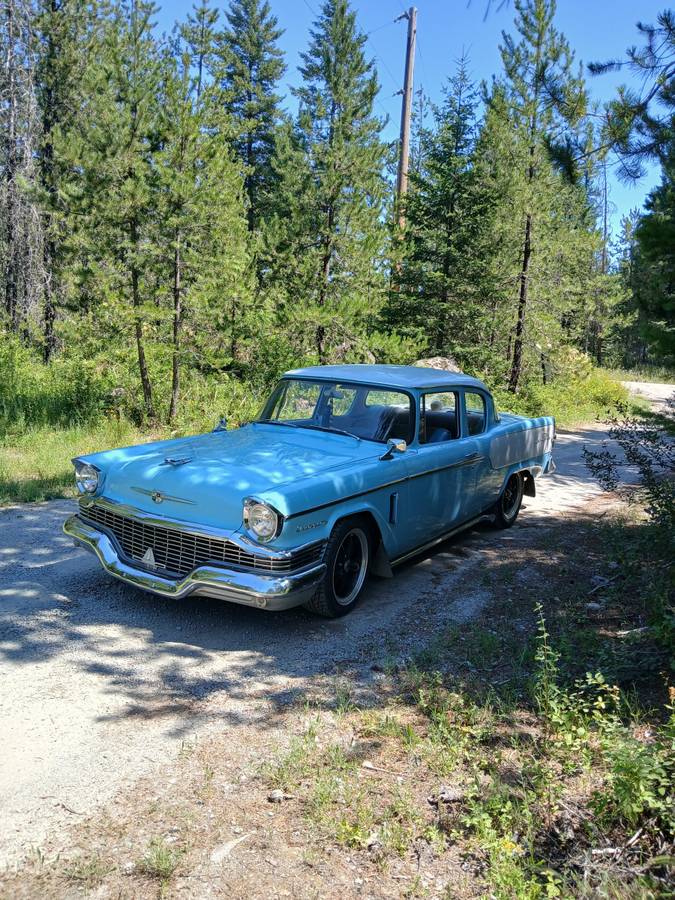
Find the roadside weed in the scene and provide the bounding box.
[138,837,183,880]
[64,853,113,886]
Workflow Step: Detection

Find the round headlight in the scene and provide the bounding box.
[75,462,99,494]
[243,499,280,542]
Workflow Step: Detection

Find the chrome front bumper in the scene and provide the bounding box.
[63,515,326,611]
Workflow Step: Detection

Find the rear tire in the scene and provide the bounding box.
[493,472,524,529]
[304,518,370,618]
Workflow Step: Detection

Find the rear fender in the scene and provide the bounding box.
[498,460,543,498]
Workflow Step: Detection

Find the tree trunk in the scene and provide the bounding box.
[230,293,238,363]
[168,232,181,423]
[317,205,334,364]
[4,0,19,329]
[40,1,56,362]
[43,242,56,362]
[245,80,254,231]
[508,213,532,393]
[130,219,155,420]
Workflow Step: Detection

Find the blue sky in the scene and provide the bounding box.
[156,0,664,236]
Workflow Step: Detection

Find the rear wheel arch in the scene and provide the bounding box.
[521,469,536,497]
[493,471,525,529]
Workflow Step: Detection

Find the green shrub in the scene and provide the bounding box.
[0,333,109,434]
[491,364,629,427]
[592,731,675,834]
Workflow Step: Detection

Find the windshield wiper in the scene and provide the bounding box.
[297,423,361,441]
[253,419,300,428]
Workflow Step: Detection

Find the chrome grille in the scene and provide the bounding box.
[79,502,323,578]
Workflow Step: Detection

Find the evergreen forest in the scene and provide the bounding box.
[1,0,673,436]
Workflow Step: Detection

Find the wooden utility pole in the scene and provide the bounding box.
[395,6,417,229]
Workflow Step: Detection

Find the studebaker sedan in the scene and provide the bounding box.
[64,365,555,617]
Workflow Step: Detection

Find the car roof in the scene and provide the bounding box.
[283,364,489,392]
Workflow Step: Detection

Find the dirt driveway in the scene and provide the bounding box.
[1,382,671,866]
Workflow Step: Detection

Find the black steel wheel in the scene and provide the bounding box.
[304,519,370,618]
[493,472,524,529]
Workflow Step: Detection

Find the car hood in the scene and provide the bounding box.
[80,424,380,530]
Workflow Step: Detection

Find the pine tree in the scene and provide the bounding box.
[634,143,675,359]
[389,58,501,366]
[157,40,252,421]
[216,0,285,231]
[34,0,101,361]
[269,0,388,363]
[1,0,41,334]
[498,0,588,391]
[61,0,164,420]
[179,0,218,99]
[590,10,675,181]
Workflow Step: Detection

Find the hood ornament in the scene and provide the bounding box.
[162,456,192,467]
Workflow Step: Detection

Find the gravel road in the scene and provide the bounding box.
[1,381,672,865]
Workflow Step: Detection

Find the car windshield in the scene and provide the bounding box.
[257,379,414,445]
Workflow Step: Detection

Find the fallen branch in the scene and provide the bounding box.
[588,573,620,596]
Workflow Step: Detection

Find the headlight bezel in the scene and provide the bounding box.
[73,458,101,495]
[242,497,283,543]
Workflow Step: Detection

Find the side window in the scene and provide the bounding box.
[465,392,487,435]
[420,392,459,444]
[362,389,414,444]
[328,385,357,416]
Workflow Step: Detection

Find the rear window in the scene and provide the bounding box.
[465,391,487,435]
[420,392,459,443]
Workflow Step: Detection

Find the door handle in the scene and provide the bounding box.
[462,452,483,463]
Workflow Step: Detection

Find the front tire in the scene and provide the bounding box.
[493,473,524,529]
[304,519,370,618]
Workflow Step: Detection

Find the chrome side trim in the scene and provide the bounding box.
[64,515,325,611]
[391,514,492,567]
[78,496,323,561]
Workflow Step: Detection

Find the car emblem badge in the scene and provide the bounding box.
[131,486,194,505]
[142,548,156,567]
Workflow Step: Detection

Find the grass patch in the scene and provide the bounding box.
[63,853,113,887]
[605,365,675,385]
[137,836,183,881]
[0,419,156,504]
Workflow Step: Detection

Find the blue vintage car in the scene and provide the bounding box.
[64,365,555,617]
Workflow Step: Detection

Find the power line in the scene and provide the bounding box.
[415,32,431,89]
[366,27,401,93]
[367,19,397,38]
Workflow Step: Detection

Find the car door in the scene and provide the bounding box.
[461,389,501,517]
[402,390,482,547]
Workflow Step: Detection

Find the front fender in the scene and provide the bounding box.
[286,495,397,555]
[257,457,409,557]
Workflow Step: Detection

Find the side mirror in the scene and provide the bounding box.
[213,416,228,433]
[380,438,407,461]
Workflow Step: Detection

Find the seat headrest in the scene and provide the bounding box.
[425,410,458,439]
